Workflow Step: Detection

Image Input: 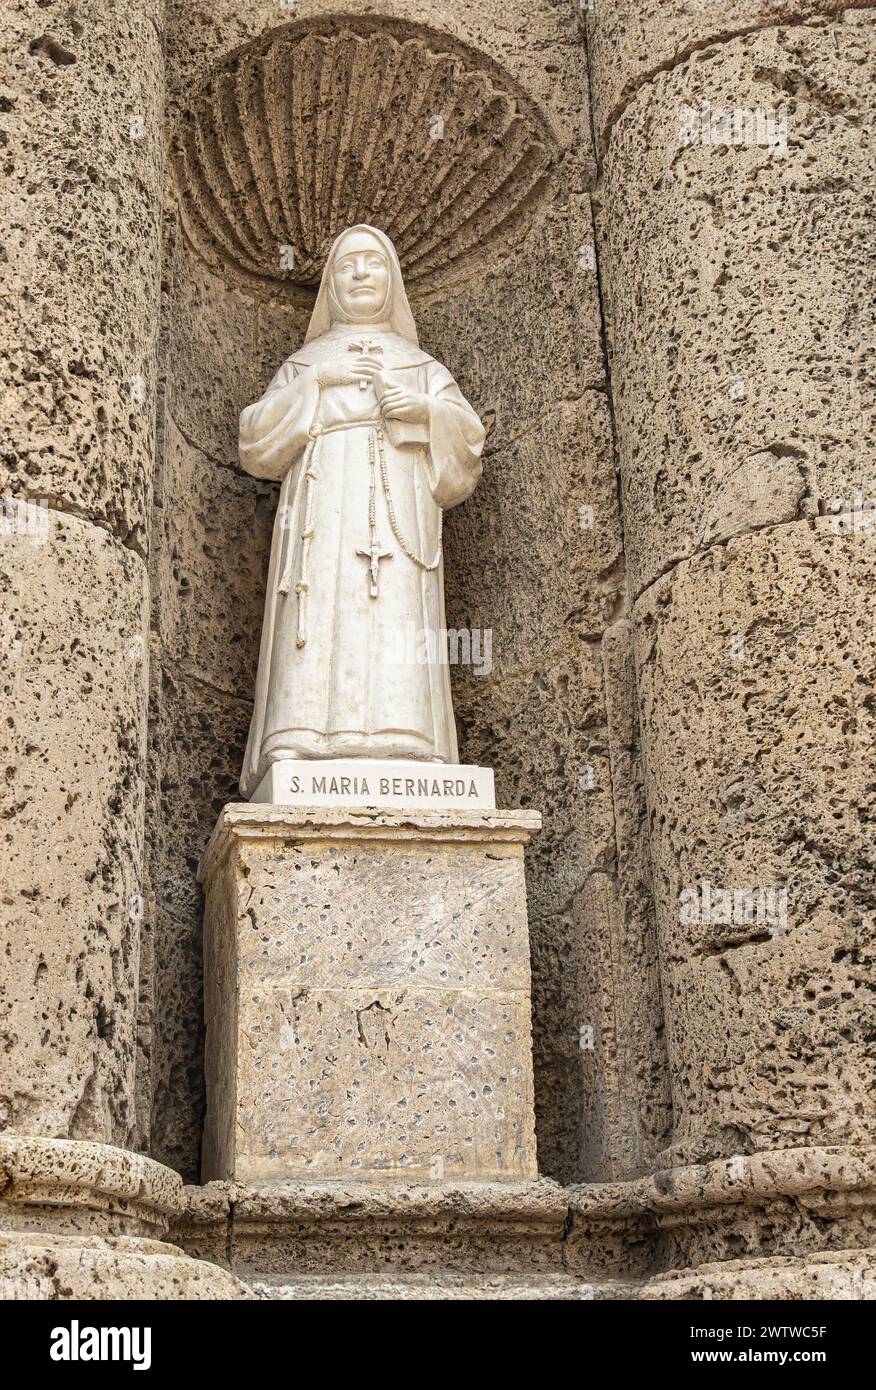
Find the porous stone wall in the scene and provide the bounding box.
[0,0,253,1302]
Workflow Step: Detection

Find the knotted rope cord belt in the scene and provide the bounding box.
[277,423,443,649]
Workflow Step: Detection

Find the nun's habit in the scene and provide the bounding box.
[238,225,486,797]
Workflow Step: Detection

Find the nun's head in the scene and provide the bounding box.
[329,227,391,324]
[305,225,418,345]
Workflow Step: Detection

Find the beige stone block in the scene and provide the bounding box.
[0,511,148,1143]
[633,522,876,1162]
[602,16,876,596]
[236,988,533,1183]
[1,1,165,543]
[200,807,540,1184]
[587,1,864,147]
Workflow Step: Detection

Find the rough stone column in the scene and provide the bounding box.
[0,0,251,1298]
[1,0,163,1145]
[588,5,876,1163]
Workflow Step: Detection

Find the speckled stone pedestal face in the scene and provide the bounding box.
[199,806,541,1185]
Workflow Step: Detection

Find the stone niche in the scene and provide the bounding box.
[146,7,668,1189]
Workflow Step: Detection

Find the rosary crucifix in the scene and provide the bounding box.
[357,426,394,598]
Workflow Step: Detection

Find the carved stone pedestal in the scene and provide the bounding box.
[199,805,541,1185]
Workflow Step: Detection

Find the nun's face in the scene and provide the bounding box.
[330,231,390,322]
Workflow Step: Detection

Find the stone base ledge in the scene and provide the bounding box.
[638,1250,876,1302]
[0,1229,253,1301]
[249,1273,624,1301]
[173,1146,876,1294]
[0,1136,252,1300]
[176,1178,568,1279]
[0,1135,182,1239]
[4,1140,873,1297]
[567,1144,876,1277]
[198,803,542,882]
[247,1253,876,1300]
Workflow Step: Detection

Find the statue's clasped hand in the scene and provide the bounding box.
[315,352,426,424]
[378,383,429,425]
[351,356,429,425]
[316,359,361,389]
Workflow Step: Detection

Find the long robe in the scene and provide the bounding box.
[238,328,486,797]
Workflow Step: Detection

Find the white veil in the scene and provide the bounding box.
[303,225,419,346]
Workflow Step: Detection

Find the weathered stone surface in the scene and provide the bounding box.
[443,395,621,677]
[165,0,593,173]
[0,1232,252,1301]
[164,239,270,474]
[634,523,876,1164]
[155,414,276,699]
[454,643,618,1183]
[177,1175,570,1279]
[600,621,673,1177]
[233,987,532,1183]
[416,196,606,449]
[1,0,165,546]
[0,1134,181,1232]
[639,1250,876,1300]
[601,15,876,598]
[0,1135,252,1298]
[146,668,250,1178]
[171,1144,876,1295]
[567,1144,876,1283]
[201,808,540,1184]
[250,1274,611,1300]
[0,513,148,1144]
[171,20,559,300]
[587,1,869,147]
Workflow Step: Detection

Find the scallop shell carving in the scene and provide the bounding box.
[171,20,557,298]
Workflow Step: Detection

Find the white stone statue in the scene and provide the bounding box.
[238,225,486,798]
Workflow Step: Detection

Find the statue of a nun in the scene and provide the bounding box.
[238,225,486,797]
